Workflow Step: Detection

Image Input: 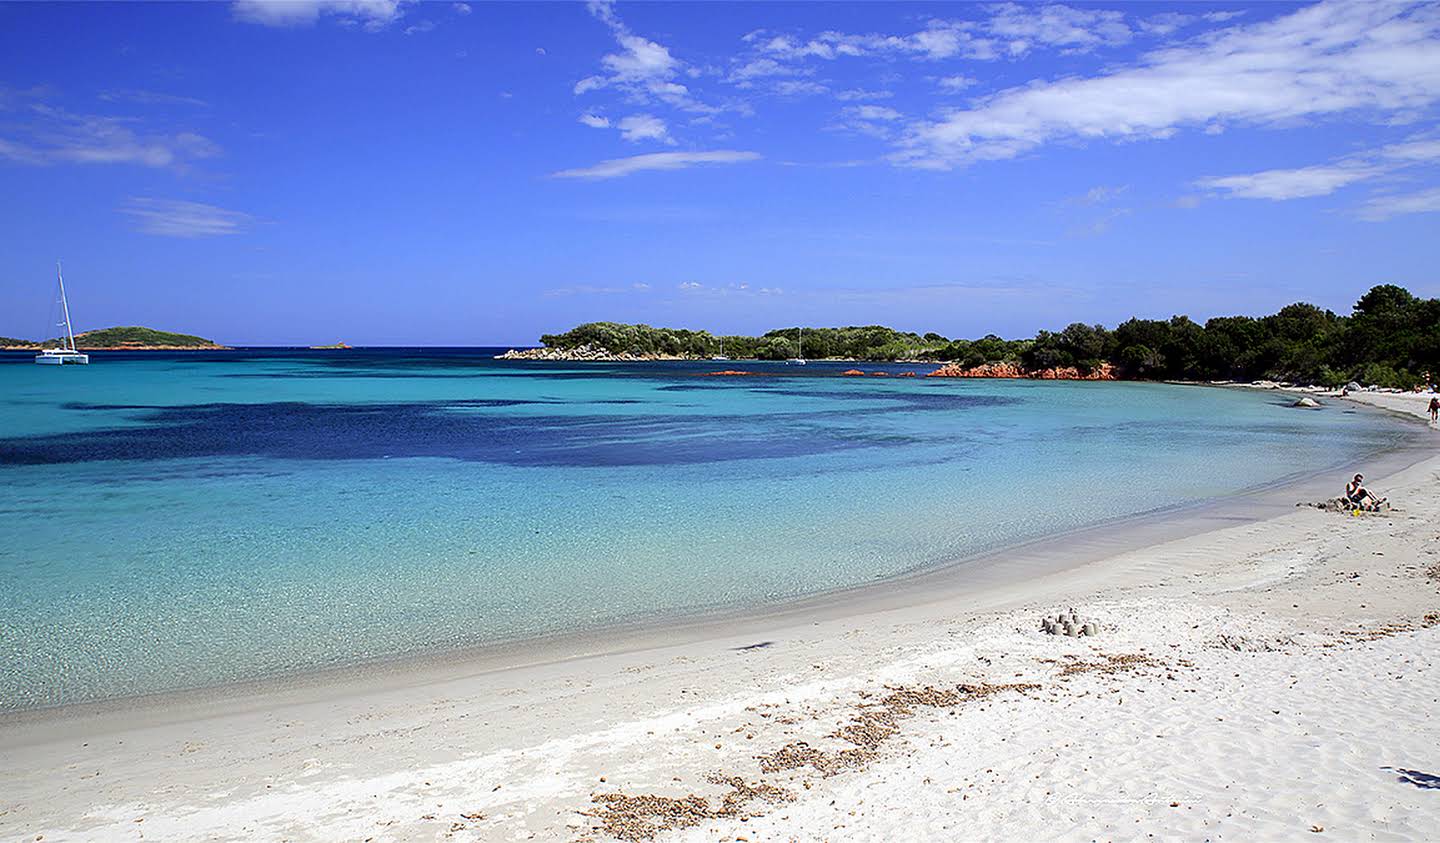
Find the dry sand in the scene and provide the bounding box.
[1,391,1437,842]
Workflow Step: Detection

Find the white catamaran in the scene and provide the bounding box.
[35,262,90,365]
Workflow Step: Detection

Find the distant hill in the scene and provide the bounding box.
[1,326,227,350]
[71,326,224,349]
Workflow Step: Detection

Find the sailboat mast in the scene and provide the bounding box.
[57,261,76,352]
[797,326,802,359]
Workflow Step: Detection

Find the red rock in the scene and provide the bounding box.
[842,369,865,376]
[926,361,1117,380]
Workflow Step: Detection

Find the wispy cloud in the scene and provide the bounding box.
[121,198,254,237]
[894,2,1440,169]
[551,150,760,180]
[0,104,221,170]
[616,114,672,144]
[1195,134,1440,206]
[575,112,674,144]
[1071,184,1129,205]
[1196,164,1381,200]
[573,1,714,114]
[1357,187,1440,221]
[936,76,976,93]
[231,0,410,31]
[743,2,1141,71]
[835,88,893,102]
[544,281,653,297]
[98,89,209,108]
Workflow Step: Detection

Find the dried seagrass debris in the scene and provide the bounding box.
[582,774,792,842]
[757,682,1038,777]
[1051,653,1165,678]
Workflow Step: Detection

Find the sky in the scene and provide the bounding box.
[1,0,1438,346]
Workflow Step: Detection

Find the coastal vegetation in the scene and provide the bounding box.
[529,284,1439,388]
[3,326,223,349]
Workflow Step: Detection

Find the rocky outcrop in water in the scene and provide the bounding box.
[495,344,692,362]
[927,361,1117,380]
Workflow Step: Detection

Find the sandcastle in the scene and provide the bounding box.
[1040,608,1100,637]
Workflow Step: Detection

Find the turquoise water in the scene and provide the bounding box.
[0,350,1410,710]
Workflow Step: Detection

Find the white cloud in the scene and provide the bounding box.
[1380,138,1440,162]
[121,198,253,237]
[231,0,409,31]
[936,76,977,93]
[894,2,1440,169]
[985,2,1132,55]
[774,80,829,97]
[1073,184,1129,205]
[1195,132,1440,204]
[403,19,435,35]
[575,2,713,113]
[452,2,470,14]
[1197,164,1380,200]
[1137,12,1195,37]
[835,88,892,101]
[551,150,760,180]
[0,104,221,169]
[745,3,1141,73]
[616,114,672,144]
[578,113,611,129]
[1357,186,1440,220]
[729,58,804,83]
[678,281,703,289]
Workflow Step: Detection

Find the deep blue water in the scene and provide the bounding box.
[0,348,1409,710]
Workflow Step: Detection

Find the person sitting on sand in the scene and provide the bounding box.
[1345,474,1386,510]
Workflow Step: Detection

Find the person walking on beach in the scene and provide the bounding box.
[1429,396,1438,423]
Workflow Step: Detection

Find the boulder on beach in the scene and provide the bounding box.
[1292,397,1321,408]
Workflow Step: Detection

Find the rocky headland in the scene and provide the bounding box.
[927,361,1118,380]
[495,344,695,362]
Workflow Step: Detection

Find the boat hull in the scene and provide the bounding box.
[35,352,90,365]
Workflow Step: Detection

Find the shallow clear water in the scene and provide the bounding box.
[0,349,1409,710]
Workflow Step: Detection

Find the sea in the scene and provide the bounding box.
[0,348,1413,710]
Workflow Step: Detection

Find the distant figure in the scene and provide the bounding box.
[1430,396,1439,423]
[1346,474,1385,510]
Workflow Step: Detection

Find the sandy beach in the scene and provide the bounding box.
[2,390,1437,842]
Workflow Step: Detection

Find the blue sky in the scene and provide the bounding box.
[1,0,1438,345]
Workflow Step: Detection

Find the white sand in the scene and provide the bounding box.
[2,391,1437,842]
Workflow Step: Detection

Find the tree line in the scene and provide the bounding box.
[536,284,1439,388]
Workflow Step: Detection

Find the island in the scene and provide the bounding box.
[1,326,226,351]
[309,342,353,350]
[499,284,1438,389]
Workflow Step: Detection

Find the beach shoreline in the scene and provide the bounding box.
[1,392,1436,841]
[0,386,1427,727]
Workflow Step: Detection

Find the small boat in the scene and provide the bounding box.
[35,262,89,365]
[786,326,806,365]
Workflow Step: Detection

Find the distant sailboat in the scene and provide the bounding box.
[35,262,89,365]
[786,326,806,365]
